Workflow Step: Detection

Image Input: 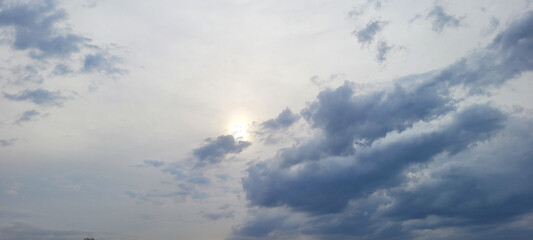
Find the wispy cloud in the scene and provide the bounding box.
[426,5,464,32]
[82,52,126,75]
[14,109,40,125]
[375,40,393,62]
[144,159,165,167]
[0,138,17,147]
[3,88,69,106]
[354,20,388,44]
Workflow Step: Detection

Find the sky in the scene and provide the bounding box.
[1,0,533,239]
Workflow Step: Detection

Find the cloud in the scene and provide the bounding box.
[482,17,500,36]
[0,222,89,240]
[426,5,464,32]
[0,0,87,59]
[233,11,533,239]
[3,88,68,106]
[186,176,210,185]
[51,64,72,76]
[297,79,454,162]
[82,52,125,75]
[124,183,202,205]
[348,0,388,20]
[139,134,253,204]
[10,65,44,84]
[245,104,506,214]
[354,20,388,44]
[203,211,235,221]
[376,40,393,62]
[234,214,290,238]
[144,159,165,167]
[193,135,251,164]
[261,108,300,130]
[383,119,533,224]
[0,0,126,81]
[0,138,17,147]
[124,190,137,198]
[14,109,40,125]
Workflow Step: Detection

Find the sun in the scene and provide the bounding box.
[227,114,250,141]
[231,122,247,141]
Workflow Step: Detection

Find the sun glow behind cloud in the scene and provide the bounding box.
[230,122,248,141]
[228,114,250,141]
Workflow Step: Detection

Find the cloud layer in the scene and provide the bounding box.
[234,11,533,239]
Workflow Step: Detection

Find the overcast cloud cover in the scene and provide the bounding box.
[1,1,533,240]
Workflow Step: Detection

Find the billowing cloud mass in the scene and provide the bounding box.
[234,11,533,239]
[193,135,251,164]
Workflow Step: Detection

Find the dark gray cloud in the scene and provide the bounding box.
[0,138,17,147]
[14,109,40,125]
[0,222,89,240]
[233,214,291,239]
[144,159,165,167]
[82,52,125,75]
[384,119,533,224]
[193,135,251,164]
[233,11,533,239]
[3,88,68,106]
[245,104,506,215]
[297,118,533,240]
[430,11,533,94]
[426,5,464,32]
[261,108,300,130]
[0,0,87,59]
[296,79,454,164]
[354,20,388,44]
